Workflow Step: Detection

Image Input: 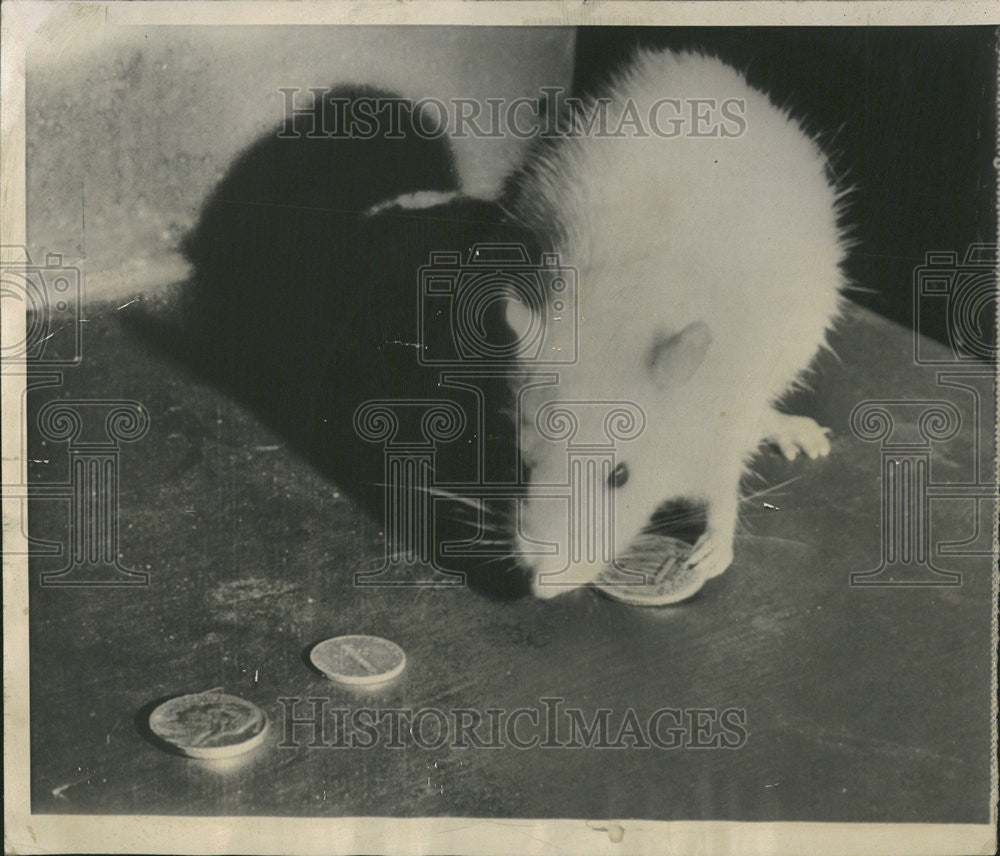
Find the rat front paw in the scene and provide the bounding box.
[763,413,832,461]
[686,530,734,579]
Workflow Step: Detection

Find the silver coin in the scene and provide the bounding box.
[149,689,269,759]
[596,534,706,606]
[310,635,407,686]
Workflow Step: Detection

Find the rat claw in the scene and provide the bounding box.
[687,533,712,567]
[686,531,734,578]
[765,414,832,462]
[804,428,831,458]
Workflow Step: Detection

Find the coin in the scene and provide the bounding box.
[310,635,407,686]
[148,689,269,759]
[596,534,705,606]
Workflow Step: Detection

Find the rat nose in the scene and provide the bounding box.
[530,561,604,599]
[515,534,570,598]
[517,535,603,599]
[530,575,565,600]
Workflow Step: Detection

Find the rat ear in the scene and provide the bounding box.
[648,321,712,389]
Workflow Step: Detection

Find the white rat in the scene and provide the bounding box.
[503,49,848,599]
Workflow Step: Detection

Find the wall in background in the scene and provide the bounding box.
[25,21,995,351]
[25,20,574,303]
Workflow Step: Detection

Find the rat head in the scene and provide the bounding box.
[507,294,713,599]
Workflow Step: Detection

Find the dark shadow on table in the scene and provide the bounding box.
[126,86,537,600]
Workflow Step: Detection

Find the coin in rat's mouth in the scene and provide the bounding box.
[596,533,707,606]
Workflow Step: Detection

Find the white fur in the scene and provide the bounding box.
[507,49,847,598]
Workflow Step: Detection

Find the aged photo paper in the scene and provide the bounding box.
[3,2,998,854]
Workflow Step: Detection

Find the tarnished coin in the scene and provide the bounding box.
[148,689,269,759]
[310,635,407,686]
[596,534,705,606]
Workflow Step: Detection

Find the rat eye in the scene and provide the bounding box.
[608,462,629,489]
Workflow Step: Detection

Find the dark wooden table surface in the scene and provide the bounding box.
[27,303,994,822]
